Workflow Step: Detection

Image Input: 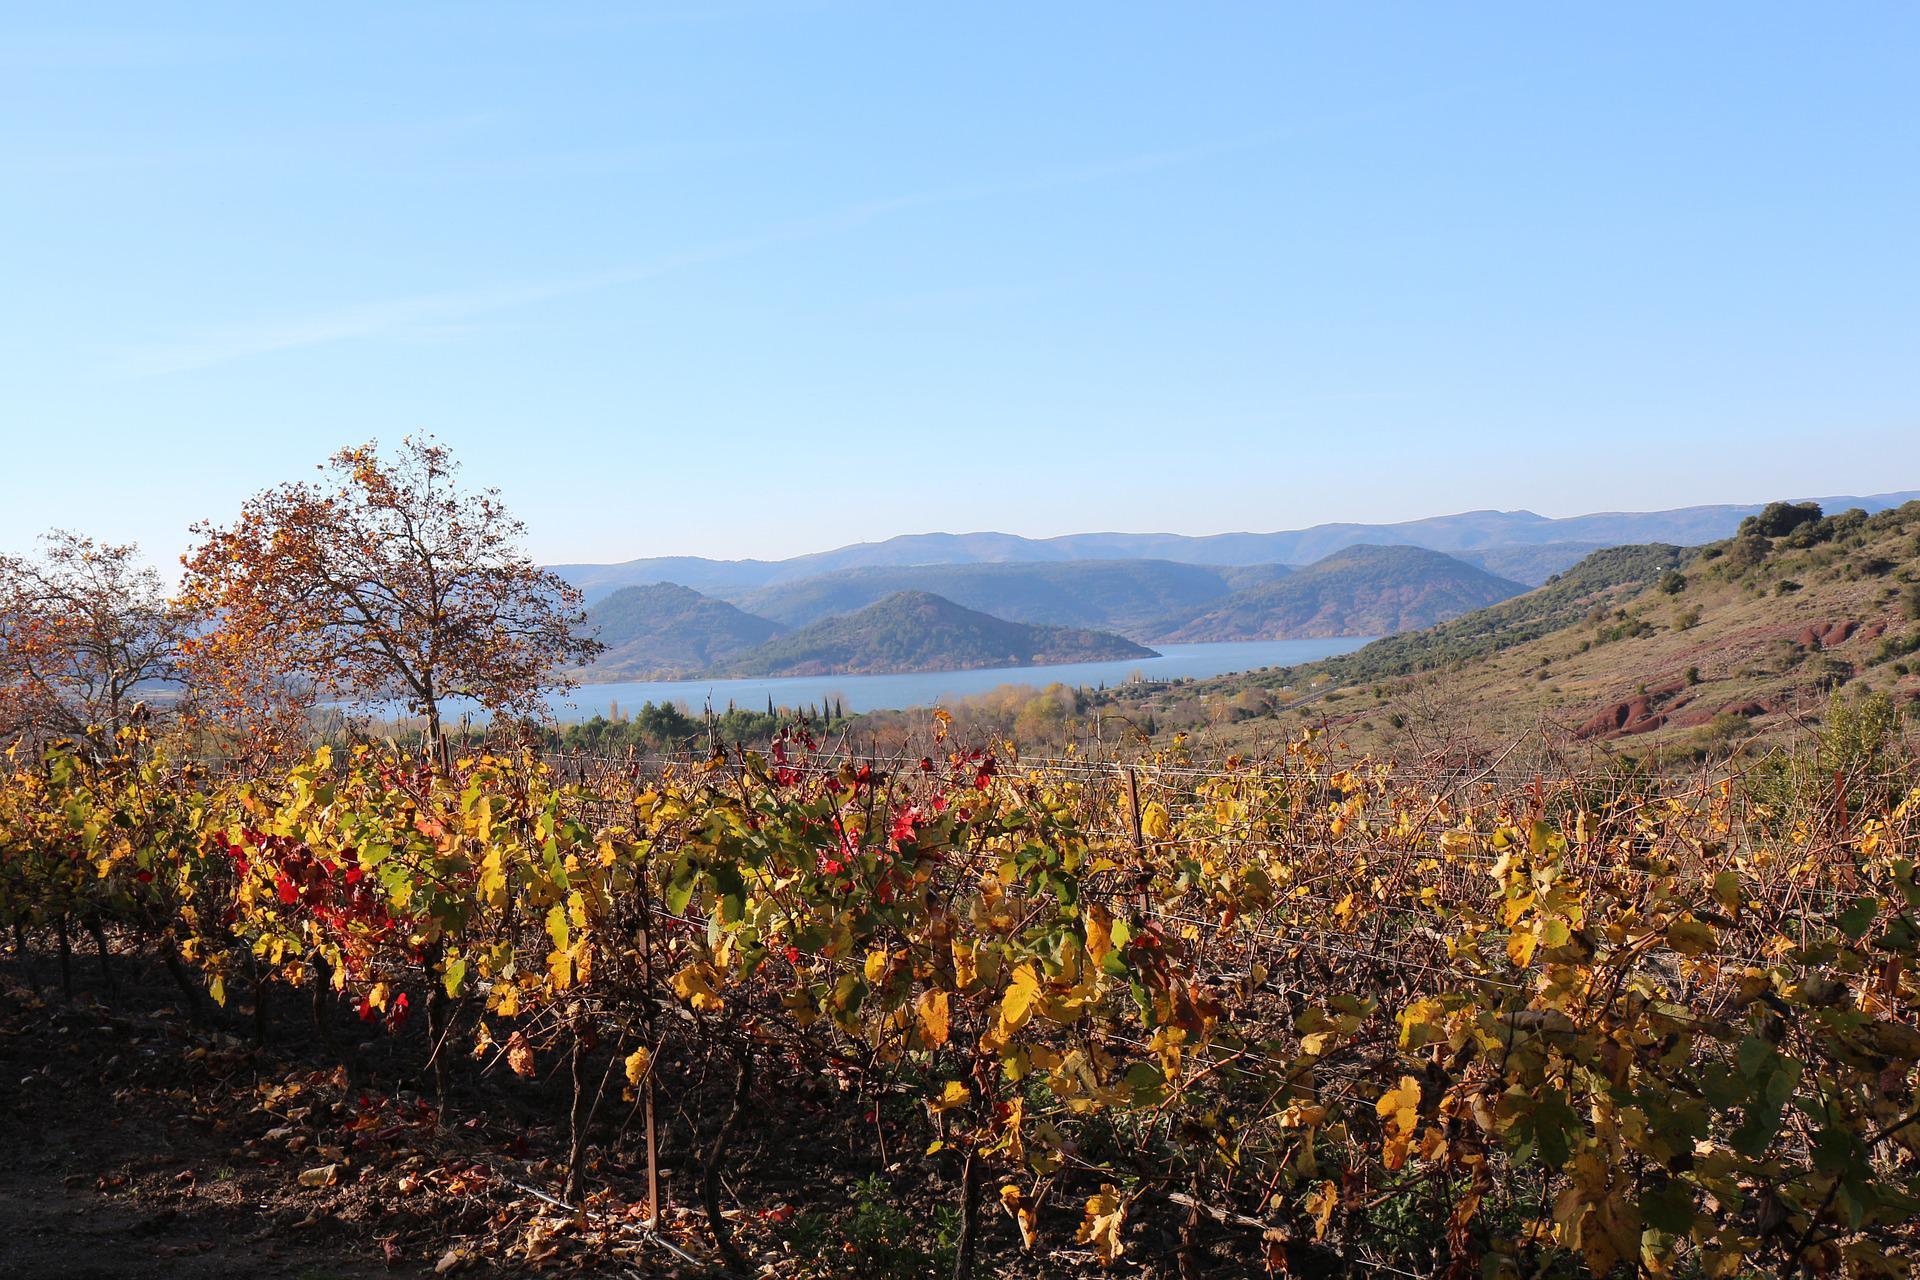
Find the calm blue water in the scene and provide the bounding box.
[513,637,1373,721]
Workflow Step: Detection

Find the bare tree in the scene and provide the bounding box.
[179,436,599,744]
[0,532,184,745]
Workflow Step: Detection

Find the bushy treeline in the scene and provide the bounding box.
[547,699,852,755]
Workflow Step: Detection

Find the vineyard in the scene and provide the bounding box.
[4,724,1920,1279]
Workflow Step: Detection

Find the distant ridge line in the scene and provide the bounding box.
[551,490,1920,599]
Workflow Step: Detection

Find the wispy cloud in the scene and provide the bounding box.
[117,87,1474,378]
[7,112,506,181]
[2,29,265,72]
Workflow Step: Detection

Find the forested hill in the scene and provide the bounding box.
[720,591,1156,678]
[1267,542,1691,684]
[582,583,785,678]
[1147,545,1524,642]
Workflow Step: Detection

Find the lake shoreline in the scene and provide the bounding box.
[399,637,1377,725]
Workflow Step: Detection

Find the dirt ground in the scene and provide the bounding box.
[0,945,728,1278]
[0,942,1107,1280]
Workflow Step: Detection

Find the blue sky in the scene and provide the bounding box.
[3,3,1917,567]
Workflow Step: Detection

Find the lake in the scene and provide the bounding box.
[506,636,1375,722]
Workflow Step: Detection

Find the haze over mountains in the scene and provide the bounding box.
[576,546,1520,680]
[551,492,1920,599]
[561,492,1920,683]
[732,560,1294,634]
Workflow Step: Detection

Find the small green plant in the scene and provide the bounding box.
[783,1174,960,1279]
[1818,689,1901,777]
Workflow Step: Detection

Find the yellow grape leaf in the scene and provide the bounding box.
[1000,1185,1038,1249]
[505,1031,536,1078]
[1001,1095,1025,1164]
[545,903,569,952]
[916,989,951,1048]
[1713,871,1742,913]
[1667,919,1716,957]
[1376,1075,1421,1171]
[952,938,978,990]
[623,1047,651,1086]
[1506,928,1537,969]
[368,980,393,1013]
[1001,963,1043,1030]
[208,976,226,1008]
[1139,802,1171,841]
[929,1080,972,1112]
[1299,1030,1340,1057]
[1075,1184,1128,1265]
[477,848,508,909]
[1397,996,1447,1049]
[1305,1180,1338,1240]
[864,948,890,983]
[672,960,726,1012]
[1084,903,1113,967]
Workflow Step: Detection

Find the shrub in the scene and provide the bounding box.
[1818,689,1901,776]
[1725,534,1771,570]
[1738,500,1822,539]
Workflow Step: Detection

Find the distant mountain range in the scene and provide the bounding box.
[558,491,1920,684]
[730,560,1293,636]
[550,491,1920,599]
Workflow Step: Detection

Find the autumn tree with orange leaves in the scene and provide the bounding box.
[179,437,599,746]
[0,531,185,746]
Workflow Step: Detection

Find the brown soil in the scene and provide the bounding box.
[0,943,1186,1279]
[0,947,707,1278]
